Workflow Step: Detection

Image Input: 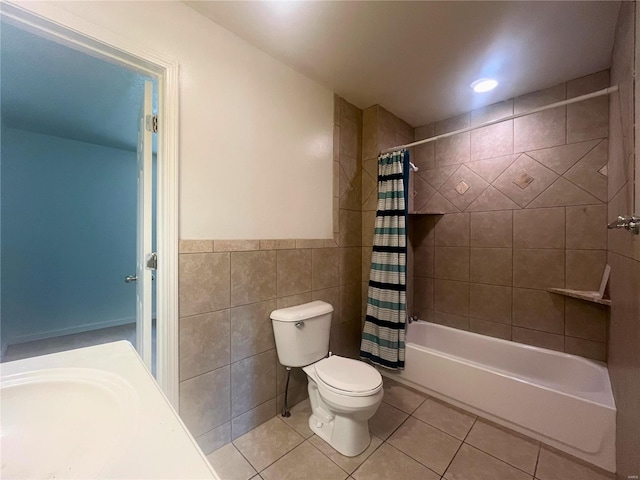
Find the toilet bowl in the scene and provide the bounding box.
[270,301,384,457]
[303,355,383,457]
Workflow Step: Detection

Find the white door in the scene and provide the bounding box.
[136,80,154,371]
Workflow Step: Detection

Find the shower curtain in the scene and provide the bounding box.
[360,150,409,370]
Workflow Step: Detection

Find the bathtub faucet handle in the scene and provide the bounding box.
[407,315,418,324]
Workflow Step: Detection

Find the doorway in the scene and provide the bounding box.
[0,5,179,405]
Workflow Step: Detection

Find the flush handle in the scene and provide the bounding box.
[295,322,304,328]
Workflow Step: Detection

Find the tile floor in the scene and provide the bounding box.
[207,378,614,480]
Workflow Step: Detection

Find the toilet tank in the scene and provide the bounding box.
[270,301,333,367]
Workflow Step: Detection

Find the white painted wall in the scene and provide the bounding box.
[13,1,334,240]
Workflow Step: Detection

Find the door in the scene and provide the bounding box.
[136,80,153,371]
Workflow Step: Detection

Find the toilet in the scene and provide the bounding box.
[270,301,383,457]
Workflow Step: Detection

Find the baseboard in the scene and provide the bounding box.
[5,316,136,347]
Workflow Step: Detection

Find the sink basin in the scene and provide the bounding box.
[1,368,139,479]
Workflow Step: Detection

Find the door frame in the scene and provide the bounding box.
[0,2,181,407]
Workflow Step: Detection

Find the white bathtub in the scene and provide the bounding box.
[382,321,616,472]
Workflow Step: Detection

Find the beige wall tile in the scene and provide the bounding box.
[435,132,470,167]
[420,165,459,190]
[409,215,436,246]
[470,247,513,286]
[514,83,566,113]
[434,247,469,281]
[179,365,231,437]
[470,210,513,247]
[312,248,340,290]
[276,249,312,297]
[471,120,514,161]
[440,164,490,211]
[412,142,435,171]
[512,326,564,352]
[527,140,599,175]
[564,298,608,342]
[564,336,607,362]
[295,239,324,249]
[513,207,565,248]
[276,292,312,309]
[230,398,277,440]
[467,154,519,183]
[340,117,360,158]
[567,70,610,98]
[471,99,514,125]
[434,213,470,246]
[412,174,437,212]
[469,318,511,340]
[567,97,609,143]
[432,311,469,330]
[230,300,277,363]
[414,245,435,277]
[231,349,277,417]
[565,205,607,249]
[340,247,361,285]
[230,250,276,307]
[179,252,230,317]
[514,107,566,152]
[469,283,512,324]
[180,240,214,253]
[340,208,362,247]
[340,97,362,124]
[465,186,520,212]
[512,288,565,334]
[435,279,470,316]
[513,249,564,289]
[565,249,607,291]
[527,177,601,209]
[340,169,362,210]
[413,276,434,317]
[340,282,361,324]
[180,310,230,380]
[214,240,260,252]
[564,140,608,201]
[492,154,559,208]
[260,239,296,250]
[435,113,470,135]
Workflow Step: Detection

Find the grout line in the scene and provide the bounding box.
[461,442,538,478]
[533,442,542,479]
[383,441,442,479]
[440,416,477,477]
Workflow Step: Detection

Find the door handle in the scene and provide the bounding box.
[124,275,137,283]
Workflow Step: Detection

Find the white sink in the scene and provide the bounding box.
[1,368,139,479]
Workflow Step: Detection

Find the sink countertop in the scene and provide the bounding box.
[1,341,219,479]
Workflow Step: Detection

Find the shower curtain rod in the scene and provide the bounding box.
[381,85,619,155]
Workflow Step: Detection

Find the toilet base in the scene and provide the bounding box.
[308,412,372,457]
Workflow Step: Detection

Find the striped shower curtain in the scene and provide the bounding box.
[360,150,409,370]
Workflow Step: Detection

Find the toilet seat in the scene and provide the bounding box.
[314,356,382,397]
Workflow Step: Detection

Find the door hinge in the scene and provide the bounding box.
[146,252,158,270]
[145,115,158,133]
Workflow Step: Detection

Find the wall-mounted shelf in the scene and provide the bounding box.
[547,288,611,306]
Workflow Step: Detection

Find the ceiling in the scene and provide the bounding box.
[1,21,151,152]
[186,1,621,127]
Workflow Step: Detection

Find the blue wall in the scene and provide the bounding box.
[1,127,138,345]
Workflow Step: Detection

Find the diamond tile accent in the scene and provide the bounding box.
[465,186,520,212]
[455,181,470,195]
[493,154,558,208]
[527,139,599,175]
[419,165,459,190]
[527,177,601,208]
[598,164,608,177]
[418,190,459,214]
[513,172,535,189]
[440,164,489,211]
[466,154,519,183]
[413,174,437,211]
[563,139,608,201]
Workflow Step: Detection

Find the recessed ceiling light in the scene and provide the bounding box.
[471,78,498,93]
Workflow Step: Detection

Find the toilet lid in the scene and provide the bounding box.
[314,356,382,393]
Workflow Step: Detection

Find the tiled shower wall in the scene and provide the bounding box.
[358,76,611,362]
[407,71,612,361]
[606,2,640,477]
[177,96,363,454]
